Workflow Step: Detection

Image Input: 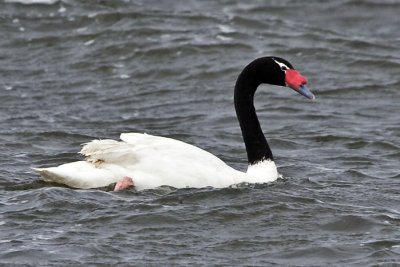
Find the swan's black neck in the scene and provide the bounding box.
[234,57,286,165]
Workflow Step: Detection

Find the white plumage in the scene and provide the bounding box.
[34,133,278,191]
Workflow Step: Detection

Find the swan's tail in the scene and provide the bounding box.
[32,161,122,189]
[33,138,139,189]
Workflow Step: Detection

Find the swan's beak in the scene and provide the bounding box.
[285,69,315,100]
[297,84,315,100]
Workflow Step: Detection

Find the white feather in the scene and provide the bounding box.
[34,133,278,190]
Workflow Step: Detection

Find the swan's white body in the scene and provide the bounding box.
[35,133,278,191]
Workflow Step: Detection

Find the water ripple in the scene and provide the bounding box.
[1,0,400,266]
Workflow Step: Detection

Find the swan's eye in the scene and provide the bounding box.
[272,58,290,72]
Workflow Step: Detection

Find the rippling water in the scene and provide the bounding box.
[1,0,400,265]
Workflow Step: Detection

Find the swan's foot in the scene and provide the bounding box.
[113,176,134,192]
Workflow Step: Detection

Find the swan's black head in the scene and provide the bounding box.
[245,56,315,100]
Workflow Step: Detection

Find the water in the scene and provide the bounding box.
[1,0,399,265]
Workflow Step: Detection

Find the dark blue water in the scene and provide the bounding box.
[1,0,400,265]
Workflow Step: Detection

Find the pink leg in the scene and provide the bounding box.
[114,176,134,192]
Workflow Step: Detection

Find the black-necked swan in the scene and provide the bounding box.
[34,57,314,191]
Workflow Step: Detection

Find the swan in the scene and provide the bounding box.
[34,57,314,191]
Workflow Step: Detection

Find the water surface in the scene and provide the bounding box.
[1,0,400,265]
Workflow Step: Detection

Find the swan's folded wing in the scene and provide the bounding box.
[80,139,137,165]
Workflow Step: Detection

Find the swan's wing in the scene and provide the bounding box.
[80,139,137,165]
[79,133,226,167]
[120,133,234,168]
[117,133,243,188]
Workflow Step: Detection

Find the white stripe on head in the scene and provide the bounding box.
[272,58,290,72]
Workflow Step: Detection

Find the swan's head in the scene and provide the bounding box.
[271,57,315,100]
